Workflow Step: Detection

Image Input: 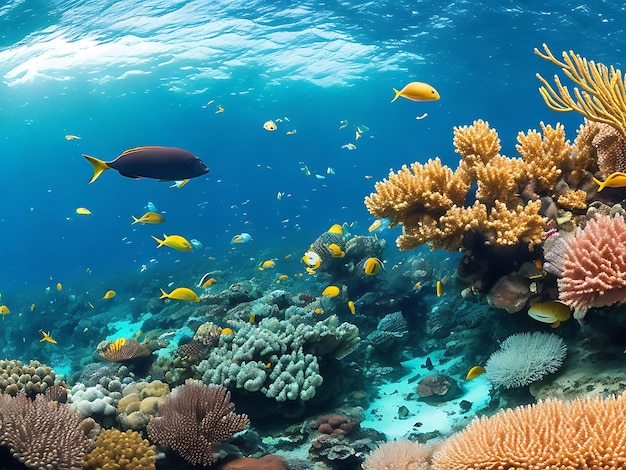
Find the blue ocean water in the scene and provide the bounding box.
[0,0,625,466]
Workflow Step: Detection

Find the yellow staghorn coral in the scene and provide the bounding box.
[486,200,546,249]
[474,155,527,207]
[453,119,501,162]
[557,189,587,211]
[516,122,571,193]
[364,158,469,227]
[535,43,626,138]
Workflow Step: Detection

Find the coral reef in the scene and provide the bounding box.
[430,392,626,470]
[484,332,567,389]
[0,359,57,396]
[146,381,249,467]
[0,393,99,469]
[83,429,157,470]
[362,440,433,470]
[545,213,626,320]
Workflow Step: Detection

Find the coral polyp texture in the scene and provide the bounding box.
[545,213,626,320]
[430,392,626,470]
[364,119,592,252]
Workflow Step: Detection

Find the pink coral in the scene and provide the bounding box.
[557,214,626,320]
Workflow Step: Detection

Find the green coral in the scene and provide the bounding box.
[197,315,359,402]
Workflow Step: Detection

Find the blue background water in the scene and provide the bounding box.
[0,1,622,347]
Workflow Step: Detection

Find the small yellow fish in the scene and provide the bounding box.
[347,300,356,314]
[152,234,193,252]
[231,233,253,244]
[159,287,200,302]
[465,365,485,380]
[593,172,626,191]
[259,260,276,270]
[278,274,289,281]
[56,283,63,292]
[132,212,165,225]
[302,251,321,270]
[30,303,36,312]
[341,143,357,150]
[527,300,571,328]
[286,130,297,135]
[249,313,256,324]
[328,224,343,235]
[322,285,340,298]
[201,277,217,287]
[263,120,277,131]
[39,330,57,344]
[314,307,324,315]
[102,290,116,300]
[364,175,373,179]
[412,282,422,291]
[391,81,440,103]
[76,207,92,215]
[327,243,345,258]
[221,327,234,335]
[364,257,383,276]
[339,120,348,129]
[0,305,9,315]
[436,280,442,297]
[65,134,81,140]
[169,179,189,188]
[216,105,224,113]
[368,220,382,232]
[277,192,284,200]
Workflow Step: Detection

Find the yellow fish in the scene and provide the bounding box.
[39,330,57,344]
[231,233,252,244]
[391,81,440,103]
[0,305,9,315]
[152,234,193,252]
[159,287,200,302]
[322,285,341,298]
[76,207,92,215]
[347,300,356,314]
[56,283,63,292]
[216,105,224,113]
[364,257,383,276]
[249,313,256,324]
[102,290,116,300]
[341,143,357,150]
[327,243,345,258]
[201,277,217,287]
[527,300,571,328]
[436,280,442,297]
[302,251,321,270]
[328,224,343,235]
[278,274,289,281]
[263,120,277,131]
[221,327,234,335]
[465,365,485,380]
[259,260,276,270]
[30,303,36,312]
[65,134,81,140]
[286,130,297,135]
[132,212,165,224]
[593,172,626,191]
[368,220,382,232]
[169,179,189,188]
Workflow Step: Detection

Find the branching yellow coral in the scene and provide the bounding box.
[535,43,626,138]
[453,119,501,161]
[486,200,546,249]
[364,158,469,227]
[557,189,587,211]
[516,122,570,193]
[474,155,527,206]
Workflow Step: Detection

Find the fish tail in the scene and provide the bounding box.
[131,216,140,225]
[151,235,164,247]
[592,176,604,191]
[390,88,401,103]
[159,288,168,299]
[83,155,111,184]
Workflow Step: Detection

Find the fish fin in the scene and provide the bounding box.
[151,235,164,247]
[390,88,401,103]
[159,288,168,299]
[131,216,140,225]
[83,155,111,184]
[592,176,604,191]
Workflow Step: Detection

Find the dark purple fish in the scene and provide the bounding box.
[83,146,209,184]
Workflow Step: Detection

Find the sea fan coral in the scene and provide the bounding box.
[430,392,626,470]
[146,381,249,467]
[556,214,626,320]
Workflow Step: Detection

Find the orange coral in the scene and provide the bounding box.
[431,392,626,470]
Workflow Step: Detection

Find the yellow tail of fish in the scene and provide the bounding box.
[159,288,168,299]
[131,216,140,225]
[391,88,402,103]
[151,235,165,247]
[83,155,111,184]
